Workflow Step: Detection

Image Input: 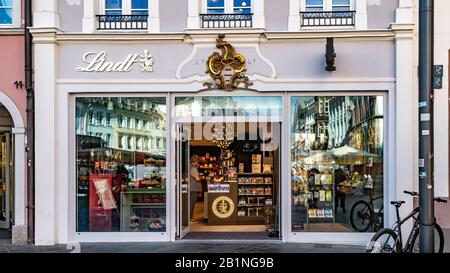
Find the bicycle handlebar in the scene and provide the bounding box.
[404,190,447,203]
[404,190,418,196]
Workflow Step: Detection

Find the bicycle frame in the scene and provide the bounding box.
[391,206,420,251]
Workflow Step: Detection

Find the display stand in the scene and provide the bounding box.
[305,165,335,225]
[237,173,274,225]
[120,188,166,232]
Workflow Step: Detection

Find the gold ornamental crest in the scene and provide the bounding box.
[204,35,253,91]
[212,196,235,219]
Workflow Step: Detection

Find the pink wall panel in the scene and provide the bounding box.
[0,35,26,123]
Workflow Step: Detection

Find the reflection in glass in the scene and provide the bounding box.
[76,97,167,233]
[291,96,384,233]
[175,96,282,118]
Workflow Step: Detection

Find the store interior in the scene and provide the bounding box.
[179,122,280,239]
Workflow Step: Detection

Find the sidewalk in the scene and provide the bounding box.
[1,229,449,253]
[0,241,366,253]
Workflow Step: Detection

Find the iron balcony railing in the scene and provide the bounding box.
[96,15,149,30]
[199,13,253,28]
[300,11,356,27]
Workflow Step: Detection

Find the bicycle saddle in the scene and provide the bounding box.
[390,201,405,207]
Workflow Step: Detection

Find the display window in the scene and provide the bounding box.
[75,97,167,233]
[291,95,384,233]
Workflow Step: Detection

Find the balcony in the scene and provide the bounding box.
[96,15,149,30]
[199,13,253,29]
[300,11,355,27]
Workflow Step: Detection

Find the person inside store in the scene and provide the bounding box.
[190,154,203,223]
[334,168,348,213]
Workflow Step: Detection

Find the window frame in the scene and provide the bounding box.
[304,0,353,12]
[203,0,253,14]
[100,0,149,16]
[0,0,21,28]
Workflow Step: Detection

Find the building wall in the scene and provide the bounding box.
[264,0,289,31]
[0,35,26,121]
[58,0,83,32]
[367,0,398,29]
[160,0,188,32]
[54,0,403,33]
[432,0,450,227]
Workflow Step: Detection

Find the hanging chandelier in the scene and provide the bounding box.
[212,123,234,149]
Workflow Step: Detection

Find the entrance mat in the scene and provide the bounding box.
[183,232,278,240]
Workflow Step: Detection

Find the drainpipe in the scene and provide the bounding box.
[418,0,434,253]
[24,0,35,245]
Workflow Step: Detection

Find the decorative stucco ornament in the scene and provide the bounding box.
[204,35,253,91]
[139,50,154,72]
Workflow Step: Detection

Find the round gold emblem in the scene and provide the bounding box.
[212,196,235,219]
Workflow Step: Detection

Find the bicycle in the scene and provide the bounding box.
[350,194,384,232]
[367,190,446,253]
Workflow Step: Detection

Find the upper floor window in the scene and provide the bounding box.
[98,0,149,30]
[104,0,148,15]
[206,0,251,14]
[301,0,355,27]
[0,0,12,25]
[305,0,351,12]
[201,0,253,28]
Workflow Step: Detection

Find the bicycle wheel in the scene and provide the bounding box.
[350,200,373,232]
[367,228,401,253]
[408,223,444,253]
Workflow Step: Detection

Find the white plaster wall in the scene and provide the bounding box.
[433,0,450,198]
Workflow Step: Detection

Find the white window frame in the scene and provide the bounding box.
[187,0,264,29]
[304,0,352,12]
[83,0,160,33]
[203,0,252,14]
[288,0,367,31]
[100,0,149,15]
[0,0,21,28]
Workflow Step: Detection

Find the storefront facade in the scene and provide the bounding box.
[31,0,417,245]
[0,0,27,245]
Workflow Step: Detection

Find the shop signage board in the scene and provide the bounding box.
[76,50,154,72]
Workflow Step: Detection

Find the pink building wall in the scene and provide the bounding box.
[0,35,26,122]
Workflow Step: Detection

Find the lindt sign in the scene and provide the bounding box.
[76,50,154,72]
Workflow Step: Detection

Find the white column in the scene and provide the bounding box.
[355,0,368,30]
[82,0,96,33]
[288,0,301,31]
[187,0,200,29]
[396,0,414,24]
[34,32,58,245]
[12,128,26,227]
[148,0,160,33]
[252,0,265,29]
[33,0,60,28]
[393,28,416,241]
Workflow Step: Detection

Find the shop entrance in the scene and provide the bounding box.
[175,121,281,240]
[0,131,12,230]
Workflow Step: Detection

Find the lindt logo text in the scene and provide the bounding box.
[76,50,154,72]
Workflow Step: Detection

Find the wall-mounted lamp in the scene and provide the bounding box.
[14,81,24,89]
[325,38,336,72]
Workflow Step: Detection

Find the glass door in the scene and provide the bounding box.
[176,124,191,238]
[0,132,11,229]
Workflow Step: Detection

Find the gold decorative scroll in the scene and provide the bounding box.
[204,35,252,91]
